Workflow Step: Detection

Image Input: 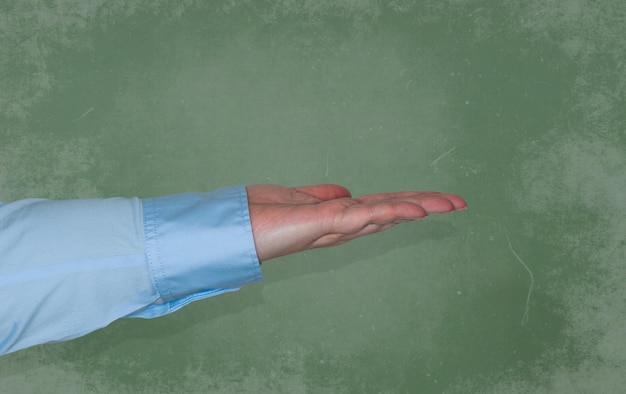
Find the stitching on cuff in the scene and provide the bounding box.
[143,198,172,303]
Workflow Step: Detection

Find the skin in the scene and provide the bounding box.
[246,184,467,262]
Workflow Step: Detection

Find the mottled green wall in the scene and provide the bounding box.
[1,1,625,393]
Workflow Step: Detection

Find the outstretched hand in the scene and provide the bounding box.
[247,184,466,262]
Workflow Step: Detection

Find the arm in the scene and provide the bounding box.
[0,183,466,355]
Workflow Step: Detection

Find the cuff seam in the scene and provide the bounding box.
[239,186,262,273]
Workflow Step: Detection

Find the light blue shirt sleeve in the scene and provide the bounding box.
[0,185,263,356]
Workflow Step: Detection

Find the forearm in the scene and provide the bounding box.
[0,185,262,355]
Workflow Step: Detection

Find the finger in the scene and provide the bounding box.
[437,193,467,210]
[359,200,429,223]
[309,221,398,249]
[321,197,454,246]
[412,195,458,213]
[294,184,352,201]
[356,191,467,211]
[355,191,439,202]
[325,200,428,235]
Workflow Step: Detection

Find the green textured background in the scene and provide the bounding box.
[1,1,625,393]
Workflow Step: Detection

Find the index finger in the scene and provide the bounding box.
[356,191,467,211]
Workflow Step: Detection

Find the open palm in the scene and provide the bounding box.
[246,184,466,262]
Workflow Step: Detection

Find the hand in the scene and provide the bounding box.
[246,184,467,262]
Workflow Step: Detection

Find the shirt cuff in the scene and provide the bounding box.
[130,185,263,318]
